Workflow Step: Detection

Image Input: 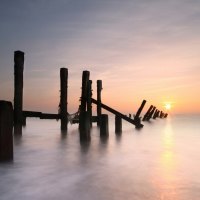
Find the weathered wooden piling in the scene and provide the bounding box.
[14,51,24,134]
[115,115,122,134]
[0,101,13,161]
[147,106,156,120]
[60,68,68,130]
[97,80,102,126]
[135,100,147,119]
[100,114,109,138]
[134,100,147,126]
[143,105,153,121]
[164,113,168,118]
[79,71,90,140]
[87,80,92,127]
[153,109,159,119]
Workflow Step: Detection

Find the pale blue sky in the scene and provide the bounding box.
[0,0,200,113]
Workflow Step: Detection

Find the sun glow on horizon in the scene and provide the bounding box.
[164,103,172,111]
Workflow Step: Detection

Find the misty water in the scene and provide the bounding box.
[0,115,200,200]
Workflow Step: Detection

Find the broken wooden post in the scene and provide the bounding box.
[100,114,109,138]
[60,68,68,131]
[115,115,122,134]
[87,80,92,127]
[79,71,90,141]
[0,101,13,161]
[97,80,102,126]
[14,51,24,134]
[143,105,153,121]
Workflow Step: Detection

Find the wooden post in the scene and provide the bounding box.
[0,101,13,161]
[143,105,153,121]
[79,71,90,141]
[60,68,68,131]
[164,113,168,118]
[115,115,122,134]
[97,80,102,126]
[147,106,156,120]
[87,80,92,127]
[153,109,158,119]
[134,100,146,127]
[14,51,24,134]
[135,100,147,119]
[100,114,109,138]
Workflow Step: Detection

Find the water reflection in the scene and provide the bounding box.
[158,118,179,200]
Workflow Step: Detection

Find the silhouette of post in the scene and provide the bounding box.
[143,105,153,121]
[134,100,146,126]
[87,80,92,127]
[115,115,122,134]
[14,51,24,134]
[97,80,102,126]
[147,106,156,120]
[100,114,109,138]
[153,109,158,119]
[0,101,13,161]
[60,68,68,131]
[79,71,90,141]
[135,100,146,119]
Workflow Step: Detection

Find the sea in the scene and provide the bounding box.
[0,114,200,200]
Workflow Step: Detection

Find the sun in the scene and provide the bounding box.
[164,103,171,110]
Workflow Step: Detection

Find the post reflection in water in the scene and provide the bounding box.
[158,118,179,200]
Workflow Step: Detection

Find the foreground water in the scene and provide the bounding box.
[0,115,200,200]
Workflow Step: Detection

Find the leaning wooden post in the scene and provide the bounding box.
[164,113,168,118]
[153,109,158,119]
[97,80,102,126]
[14,51,24,134]
[87,80,92,127]
[79,71,90,141]
[134,100,146,126]
[0,101,13,161]
[147,106,156,120]
[60,68,68,131]
[143,105,153,121]
[115,115,122,134]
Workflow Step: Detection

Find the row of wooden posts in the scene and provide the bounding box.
[0,51,168,161]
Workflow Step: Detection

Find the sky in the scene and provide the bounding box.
[0,0,200,115]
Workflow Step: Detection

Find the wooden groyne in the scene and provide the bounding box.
[1,50,168,143]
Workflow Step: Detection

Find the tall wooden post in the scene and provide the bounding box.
[143,105,153,121]
[0,101,13,161]
[79,71,90,141]
[97,80,102,126]
[87,80,92,127]
[100,114,109,138]
[115,115,122,134]
[14,51,24,134]
[60,68,68,131]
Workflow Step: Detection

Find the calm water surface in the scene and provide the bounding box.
[0,115,200,200]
